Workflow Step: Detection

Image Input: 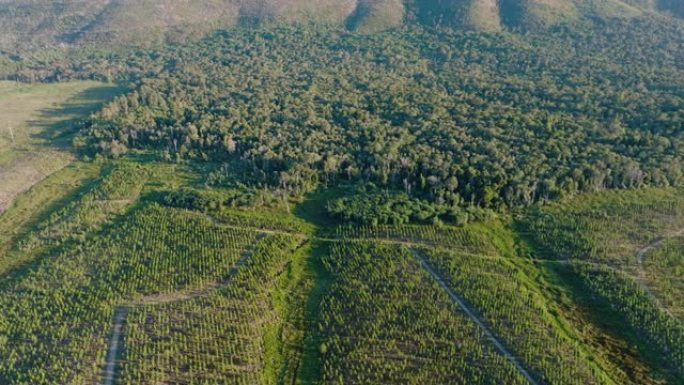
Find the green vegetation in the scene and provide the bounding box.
[67,20,683,214]
[315,241,528,384]
[644,236,684,318]
[0,199,266,383]
[521,187,684,380]
[572,263,684,377]
[0,152,681,383]
[326,188,451,225]
[119,234,303,385]
[0,3,683,385]
[523,187,684,264]
[423,246,614,385]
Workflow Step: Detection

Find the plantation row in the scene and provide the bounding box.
[573,263,684,376]
[19,164,147,253]
[333,224,500,255]
[119,234,303,385]
[521,188,684,380]
[210,206,314,235]
[315,241,530,385]
[0,203,263,384]
[87,205,260,297]
[643,236,684,318]
[422,248,615,385]
[523,188,684,264]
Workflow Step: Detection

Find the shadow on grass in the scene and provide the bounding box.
[29,83,126,151]
[291,240,332,385]
[293,185,349,232]
[0,175,143,291]
[511,218,676,385]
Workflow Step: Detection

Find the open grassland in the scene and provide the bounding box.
[0,81,122,214]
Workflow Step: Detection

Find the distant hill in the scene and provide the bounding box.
[0,0,681,50]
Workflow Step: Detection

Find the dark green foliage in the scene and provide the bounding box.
[326,186,498,225]
[68,19,683,210]
[327,188,452,225]
[159,187,256,212]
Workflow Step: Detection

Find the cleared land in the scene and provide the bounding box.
[0,81,122,214]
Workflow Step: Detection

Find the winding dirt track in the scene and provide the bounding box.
[412,249,541,385]
[104,219,670,385]
[635,228,684,266]
[634,228,684,317]
[99,240,259,385]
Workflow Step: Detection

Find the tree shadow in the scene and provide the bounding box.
[293,185,349,232]
[28,83,126,152]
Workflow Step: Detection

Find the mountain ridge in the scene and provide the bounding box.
[0,0,681,50]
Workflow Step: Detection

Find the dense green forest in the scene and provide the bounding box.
[29,17,678,220]
[1,2,683,384]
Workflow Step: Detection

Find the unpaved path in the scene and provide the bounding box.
[412,249,542,385]
[99,238,261,385]
[210,218,598,266]
[635,228,684,317]
[98,218,629,385]
[635,228,684,266]
[102,307,127,385]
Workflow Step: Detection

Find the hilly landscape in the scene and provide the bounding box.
[0,1,683,385]
[0,0,682,50]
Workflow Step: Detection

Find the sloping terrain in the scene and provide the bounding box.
[0,158,677,384]
[0,0,681,51]
[0,81,122,215]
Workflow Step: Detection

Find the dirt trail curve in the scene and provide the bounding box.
[635,228,684,266]
[412,249,542,385]
[99,237,262,385]
[635,228,684,317]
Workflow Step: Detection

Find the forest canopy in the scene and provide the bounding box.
[59,17,684,212]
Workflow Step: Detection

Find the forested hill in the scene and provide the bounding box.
[0,0,683,51]
[64,17,684,219]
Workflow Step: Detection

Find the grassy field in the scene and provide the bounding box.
[0,81,122,214]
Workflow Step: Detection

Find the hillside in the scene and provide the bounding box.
[0,0,682,50]
[58,20,681,213]
[0,0,683,384]
[0,81,122,215]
